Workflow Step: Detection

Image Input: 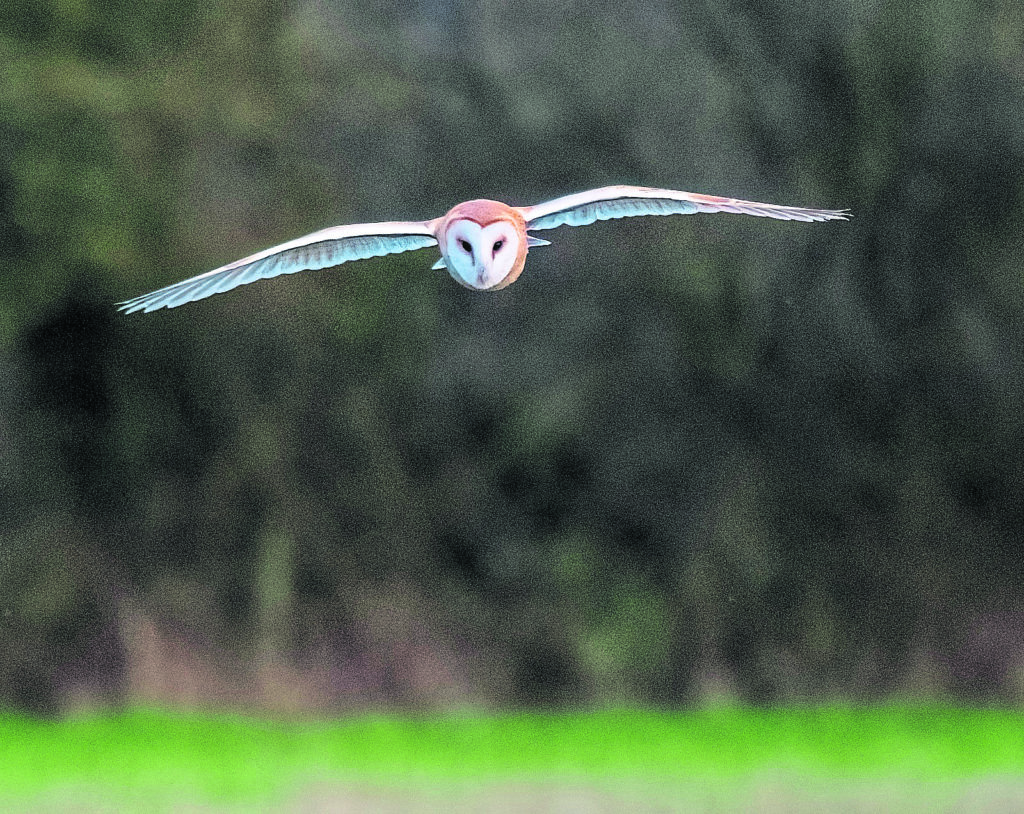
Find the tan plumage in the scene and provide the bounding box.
[119,185,848,313]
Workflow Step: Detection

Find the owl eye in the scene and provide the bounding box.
[493,240,504,252]
[459,239,473,254]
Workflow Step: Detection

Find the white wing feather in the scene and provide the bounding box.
[119,220,437,313]
[520,185,849,231]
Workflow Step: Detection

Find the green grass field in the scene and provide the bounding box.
[2,706,1023,812]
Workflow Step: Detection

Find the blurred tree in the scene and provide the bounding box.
[1,0,1023,713]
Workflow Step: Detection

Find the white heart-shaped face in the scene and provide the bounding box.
[443,219,521,290]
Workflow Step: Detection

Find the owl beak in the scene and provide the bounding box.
[473,260,490,288]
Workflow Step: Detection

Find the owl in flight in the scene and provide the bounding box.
[118,185,848,313]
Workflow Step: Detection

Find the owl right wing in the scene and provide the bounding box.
[119,220,438,313]
[519,185,849,231]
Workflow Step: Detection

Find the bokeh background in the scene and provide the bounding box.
[1,0,1023,717]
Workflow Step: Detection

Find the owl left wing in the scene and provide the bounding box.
[119,220,437,314]
[519,185,849,231]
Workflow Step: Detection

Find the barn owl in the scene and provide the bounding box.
[118,185,848,313]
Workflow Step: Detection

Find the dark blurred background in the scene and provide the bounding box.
[1,0,1023,715]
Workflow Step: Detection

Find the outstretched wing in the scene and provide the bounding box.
[519,185,849,231]
[119,220,438,314]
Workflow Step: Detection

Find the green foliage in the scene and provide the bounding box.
[1,707,1023,809]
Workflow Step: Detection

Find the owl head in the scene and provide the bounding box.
[438,200,529,291]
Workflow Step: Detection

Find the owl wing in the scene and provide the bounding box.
[119,220,438,313]
[519,185,849,231]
